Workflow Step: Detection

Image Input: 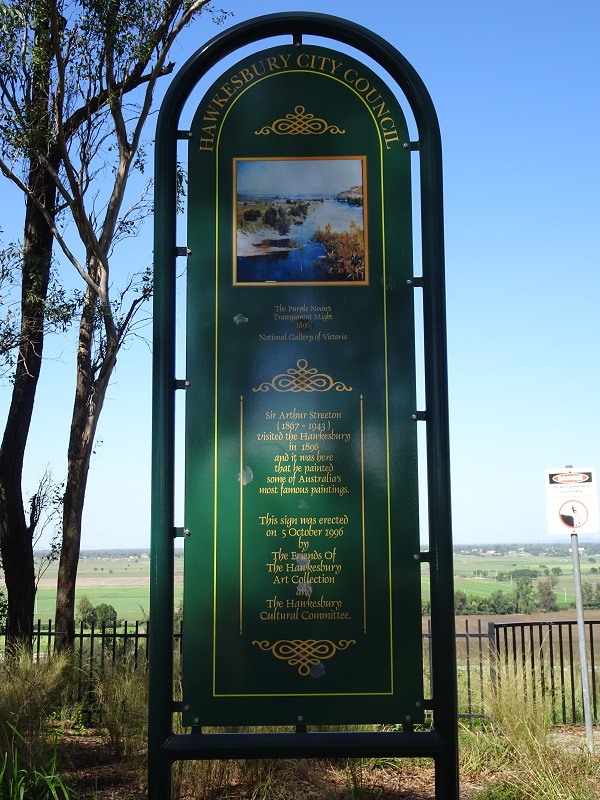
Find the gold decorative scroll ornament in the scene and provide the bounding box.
[255,106,345,136]
[252,639,356,676]
[252,359,352,393]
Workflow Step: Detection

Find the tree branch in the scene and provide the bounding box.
[0,156,98,295]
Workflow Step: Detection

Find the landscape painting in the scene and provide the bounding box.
[234,157,368,284]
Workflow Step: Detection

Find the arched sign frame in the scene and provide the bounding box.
[150,12,457,800]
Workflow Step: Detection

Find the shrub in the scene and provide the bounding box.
[76,595,96,628]
[94,603,118,627]
[76,597,119,628]
[0,645,72,778]
[95,656,148,760]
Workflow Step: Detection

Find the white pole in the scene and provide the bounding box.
[571,532,595,754]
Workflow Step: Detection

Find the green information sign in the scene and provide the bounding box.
[182,43,423,726]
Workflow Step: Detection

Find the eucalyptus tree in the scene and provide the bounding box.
[0,0,63,641]
[0,0,222,643]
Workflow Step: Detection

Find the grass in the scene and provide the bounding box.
[4,550,600,798]
[93,659,148,760]
[0,724,71,800]
[458,657,600,800]
[0,644,599,800]
[0,645,72,744]
[32,555,184,620]
[0,646,75,799]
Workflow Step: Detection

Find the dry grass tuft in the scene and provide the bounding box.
[460,661,600,800]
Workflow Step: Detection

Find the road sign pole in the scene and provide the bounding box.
[570,532,595,755]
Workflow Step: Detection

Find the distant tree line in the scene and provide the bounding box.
[494,567,563,581]
[34,548,153,559]
[454,543,600,557]
[423,577,600,616]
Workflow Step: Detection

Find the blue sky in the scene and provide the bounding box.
[236,158,363,196]
[1,0,599,549]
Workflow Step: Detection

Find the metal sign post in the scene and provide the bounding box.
[570,532,594,754]
[150,13,457,799]
[545,466,599,754]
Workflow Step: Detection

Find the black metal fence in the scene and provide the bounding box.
[422,618,493,721]
[5,618,600,724]
[493,619,600,725]
[28,618,157,665]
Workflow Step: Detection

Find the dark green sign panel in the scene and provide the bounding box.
[183,44,423,726]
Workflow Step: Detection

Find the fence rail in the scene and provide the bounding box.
[3,618,599,724]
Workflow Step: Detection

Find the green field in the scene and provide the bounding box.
[421,549,600,607]
[32,554,184,622]
[4,548,600,622]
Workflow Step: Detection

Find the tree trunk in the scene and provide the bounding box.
[55,289,117,647]
[0,162,56,644]
[0,0,58,646]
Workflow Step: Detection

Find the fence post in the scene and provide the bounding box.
[488,621,497,694]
